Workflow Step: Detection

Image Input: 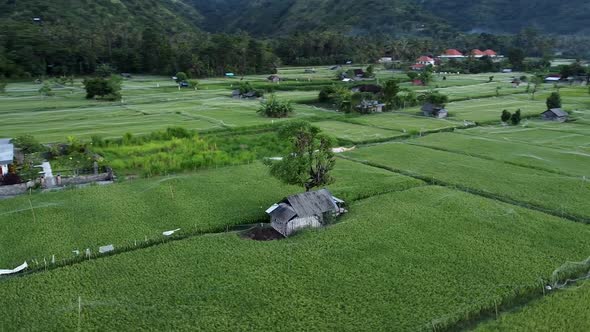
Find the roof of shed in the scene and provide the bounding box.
[268,203,298,224]
[545,108,568,117]
[285,189,338,218]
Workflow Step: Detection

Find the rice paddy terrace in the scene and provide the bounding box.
[0,66,589,331]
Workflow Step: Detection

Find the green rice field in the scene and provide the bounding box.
[1,69,589,331]
[0,186,588,331]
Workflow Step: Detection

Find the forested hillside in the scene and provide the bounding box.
[1,0,589,78]
[188,0,453,37]
[421,0,590,35]
[0,0,281,77]
[188,0,590,36]
[0,0,202,76]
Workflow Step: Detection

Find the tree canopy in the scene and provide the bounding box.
[265,121,335,192]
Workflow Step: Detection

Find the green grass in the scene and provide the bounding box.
[460,126,590,154]
[346,113,461,133]
[476,280,590,331]
[412,131,590,177]
[2,70,590,331]
[344,142,590,220]
[0,78,340,143]
[0,186,588,331]
[402,95,547,122]
[314,120,404,143]
[0,160,422,267]
[395,85,586,123]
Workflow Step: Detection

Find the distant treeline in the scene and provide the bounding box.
[0,20,586,79]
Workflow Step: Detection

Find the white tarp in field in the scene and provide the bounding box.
[0,261,28,276]
[163,228,181,236]
[99,245,115,254]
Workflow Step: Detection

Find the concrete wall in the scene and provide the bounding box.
[0,172,112,197]
[0,181,35,196]
[59,172,112,186]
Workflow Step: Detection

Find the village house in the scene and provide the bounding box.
[439,49,464,59]
[232,90,258,99]
[356,100,386,113]
[267,75,281,83]
[470,49,485,58]
[438,49,501,61]
[416,56,435,66]
[265,189,345,237]
[541,108,569,122]
[421,103,448,119]
[544,74,562,83]
[411,63,426,71]
[0,139,14,177]
[511,78,522,87]
[353,69,365,78]
[483,49,498,57]
[378,56,393,63]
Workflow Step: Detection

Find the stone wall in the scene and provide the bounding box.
[0,171,113,197]
[58,172,113,186]
[0,181,35,196]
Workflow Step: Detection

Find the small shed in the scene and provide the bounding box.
[422,103,448,119]
[541,108,568,122]
[353,69,365,77]
[544,74,561,83]
[304,68,316,73]
[242,91,257,99]
[356,100,386,113]
[0,139,14,176]
[268,75,281,83]
[266,189,345,237]
[232,90,257,99]
[511,79,521,87]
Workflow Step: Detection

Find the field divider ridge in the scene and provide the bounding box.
[406,142,581,178]
[337,155,590,224]
[0,179,423,280]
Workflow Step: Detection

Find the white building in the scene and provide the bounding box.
[416,56,435,66]
[0,139,14,176]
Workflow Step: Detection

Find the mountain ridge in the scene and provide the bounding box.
[187,0,590,36]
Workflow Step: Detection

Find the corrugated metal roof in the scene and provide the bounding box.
[548,108,568,117]
[286,189,338,219]
[269,203,297,224]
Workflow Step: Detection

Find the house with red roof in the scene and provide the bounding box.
[416,56,435,66]
[483,49,498,57]
[410,63,427,71]
[470,49,485,58]
[439,49,464,59]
